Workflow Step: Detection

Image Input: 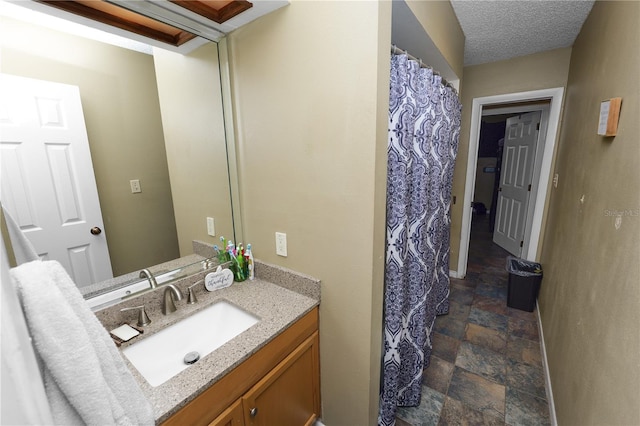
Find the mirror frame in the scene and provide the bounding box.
[218,38,244,246]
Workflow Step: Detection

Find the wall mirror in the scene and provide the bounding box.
[0,1,242,297]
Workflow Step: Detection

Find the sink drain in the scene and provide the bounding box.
[183,351,200,365]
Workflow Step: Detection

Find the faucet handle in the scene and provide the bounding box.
[187,281,202,305]
[120,305,151,327]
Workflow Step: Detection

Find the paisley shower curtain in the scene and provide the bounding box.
[379,54,462,425]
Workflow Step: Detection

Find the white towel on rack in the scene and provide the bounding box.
[10,260,155,426]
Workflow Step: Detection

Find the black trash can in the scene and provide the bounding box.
[506,256,543,312]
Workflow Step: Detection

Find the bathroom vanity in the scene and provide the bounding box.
[166,307,319,426]
[92,260,321,425]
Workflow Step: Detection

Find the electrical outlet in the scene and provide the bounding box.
[130,179,141,193]
[275,232,287,257]
[207,217,215,236]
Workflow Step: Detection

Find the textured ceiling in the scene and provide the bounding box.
[451,0,595,66]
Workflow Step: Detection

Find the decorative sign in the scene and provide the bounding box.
[483,166,497,173]
[204,268,234,291]
[598,97,622,137]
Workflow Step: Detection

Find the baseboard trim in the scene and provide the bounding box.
[536,303,558,426]
[449,269,459,279]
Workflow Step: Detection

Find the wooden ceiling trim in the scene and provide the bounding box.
[35,0,198,46]
[169,1,252,24]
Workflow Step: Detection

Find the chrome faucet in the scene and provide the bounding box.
[139,268,158,289]
[162,284,183,315]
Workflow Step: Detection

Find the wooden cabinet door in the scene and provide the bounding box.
[242,332,320,426]
[209,398,244,426]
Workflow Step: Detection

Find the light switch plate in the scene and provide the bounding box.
[207,217,215,236]
[275,232,287,257]
[130,179,141,193]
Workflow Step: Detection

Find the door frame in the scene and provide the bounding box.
[454,88,564,278]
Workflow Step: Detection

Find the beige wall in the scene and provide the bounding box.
[228,1,391,423]
[405,0,464,78]
[153,44,234,256]
[0,17,179,276]
[539,2,640,424]
[451,48,572,267]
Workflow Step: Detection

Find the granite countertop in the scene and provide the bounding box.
[95,261,320,423]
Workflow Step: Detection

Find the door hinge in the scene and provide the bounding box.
[528,184,532,191]
[520,241,524,248]
[536,122,540,131]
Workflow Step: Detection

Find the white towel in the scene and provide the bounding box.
[10,260,155,426]
[2,205,38,264]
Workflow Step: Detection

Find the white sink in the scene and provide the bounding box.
[122,300,259,387]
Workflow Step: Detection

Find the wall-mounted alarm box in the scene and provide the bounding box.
[597,97,622,137]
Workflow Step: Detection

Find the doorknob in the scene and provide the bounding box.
[90,227,102,235]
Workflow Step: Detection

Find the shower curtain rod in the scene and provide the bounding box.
[390,45,458,94]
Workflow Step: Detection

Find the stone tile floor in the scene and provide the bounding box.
[396,216,551,425]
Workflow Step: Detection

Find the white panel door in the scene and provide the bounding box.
[0,74,113,287]
[493,111,541,256]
